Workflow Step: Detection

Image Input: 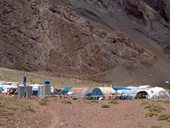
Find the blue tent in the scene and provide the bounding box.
[61,87,72,95]
[91,88,104,97]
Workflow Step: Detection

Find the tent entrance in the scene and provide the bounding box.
[135,91,148,99]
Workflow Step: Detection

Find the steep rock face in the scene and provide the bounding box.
[71,0,170,54]
[69,0,170,84]
[115,0,170,53]
[0,0,152,74]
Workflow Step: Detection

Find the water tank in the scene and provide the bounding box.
[38,85,51,98]
[18,86,32,98]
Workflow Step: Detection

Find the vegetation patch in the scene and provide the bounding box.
[38,98,49,106]
[158,114,170,121]
[0,95,4,101]
[146,112,158,117]
[15,102,35,113]
[83,100,91,104]
[108,100,119,105]
[61,100,72,104]
[7,105,19,111]
[144,104,164,113]
[163,100,170,104]
[20,105,35,113]
[0,109,14,116]
[0,96,35,114]
[90,100,98,103]
[101,104,110,108]
[150,125,162,128]
[152,100,170,104]
[144,103,166,119]
[153,100,163,103]
[141,101,150,106]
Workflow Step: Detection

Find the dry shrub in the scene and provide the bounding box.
[101,104,110,108]
[158,114,170,121]
[38,98,49,106]
[108,100,119,105]
[146,112,158,117]
[144,104,164,113]
[151,126,162,128]
[61,100,72,104]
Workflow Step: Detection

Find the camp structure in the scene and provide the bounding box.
[0,82,19,94]
[134,87,170,99]
[98,87,116,99]
[112,87,134,99]
[61,87,72,95]
[29,84,52,97]
[112,85,170,100]
[82,87,116,100]
[67,87,89,99]
[30,84,41,96]
[80,87,95,98]
[0,82,19,89]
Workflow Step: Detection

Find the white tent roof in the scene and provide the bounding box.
[98,87,116,94]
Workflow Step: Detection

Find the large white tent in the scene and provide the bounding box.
[134,87,170,99]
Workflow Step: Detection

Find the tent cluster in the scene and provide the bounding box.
[0,80,169,100]
[0,81,19,94]
[62,85,170,100]
[113,85,170,100]
[0,81,52,98]
[66,87,116,100]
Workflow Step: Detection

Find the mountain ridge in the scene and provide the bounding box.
[0,0,169,84]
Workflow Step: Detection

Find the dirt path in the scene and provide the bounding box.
[47,104,60,128]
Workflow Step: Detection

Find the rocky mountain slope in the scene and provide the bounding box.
[116,0,170,53]
[0,0,169,84]
[70,0,170,54]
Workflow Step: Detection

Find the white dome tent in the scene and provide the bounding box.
[146,87,170,99]
[134,87,170,99]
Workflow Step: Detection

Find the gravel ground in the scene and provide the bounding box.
[1,96,170,128]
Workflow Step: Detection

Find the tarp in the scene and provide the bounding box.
[67,87,88,96]
[113,87,131,90]
[0,82,18,90]
[61,87,72,95]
